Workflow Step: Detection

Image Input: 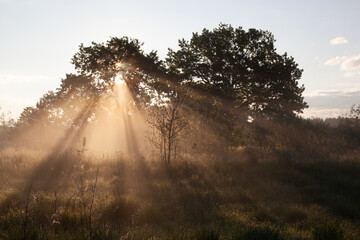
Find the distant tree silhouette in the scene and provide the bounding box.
[17,91,59,127]
[0,107,14,147]
[167,23,308,119]
[350,104,360,119]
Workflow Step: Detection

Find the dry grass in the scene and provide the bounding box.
[0,146,359,239]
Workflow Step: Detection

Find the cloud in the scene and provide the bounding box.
[324,56,347,66]
[305,89,360,97]
[341,55,360,70]
[330,37,348,45]
[0,74,48,85]
[324,54,360,70]
[301,89,360,118]
[344,72,356,78]
[301,107,348,119]
[343,72,360,78]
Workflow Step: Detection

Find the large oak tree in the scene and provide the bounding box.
[166,24,307,119]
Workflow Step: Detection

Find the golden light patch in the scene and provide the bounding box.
[115,62,122,69]
[114,74,126,86]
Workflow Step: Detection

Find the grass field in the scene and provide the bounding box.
[0,146,359,240]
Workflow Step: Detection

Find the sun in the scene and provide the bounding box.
[115,62,122,69]
[114,74,126,86]
[117,79,126,86]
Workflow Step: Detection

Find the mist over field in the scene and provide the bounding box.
[1,23,360,240]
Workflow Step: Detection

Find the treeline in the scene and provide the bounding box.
[1,104,360,162]
[0,23,359,161]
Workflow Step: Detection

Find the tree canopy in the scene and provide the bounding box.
[71,37,175,107]
[166,24,307,118]
[16,24,308,146]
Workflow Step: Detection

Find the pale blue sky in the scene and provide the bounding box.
[1,0,360,118]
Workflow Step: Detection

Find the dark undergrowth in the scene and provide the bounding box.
[0,147,359,240]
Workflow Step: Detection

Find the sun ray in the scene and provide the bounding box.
[80,74,148,157]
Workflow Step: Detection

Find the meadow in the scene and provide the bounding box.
[1,27,360,240]
[0,117,359,240]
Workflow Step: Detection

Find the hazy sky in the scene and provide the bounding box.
[1,0,360,119]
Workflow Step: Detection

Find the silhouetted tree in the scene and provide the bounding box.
[16,91,61,128]
[13,27,309,152]
[71,37,176,108]
[0,107,14,147]
[350,104,360,119]
[167,23,307,119]
[147,93,188,164]
[14,38,179,151]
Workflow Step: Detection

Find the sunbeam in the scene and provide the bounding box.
[81,74,148,157]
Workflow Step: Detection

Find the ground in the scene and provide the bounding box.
[0,147,359,240]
